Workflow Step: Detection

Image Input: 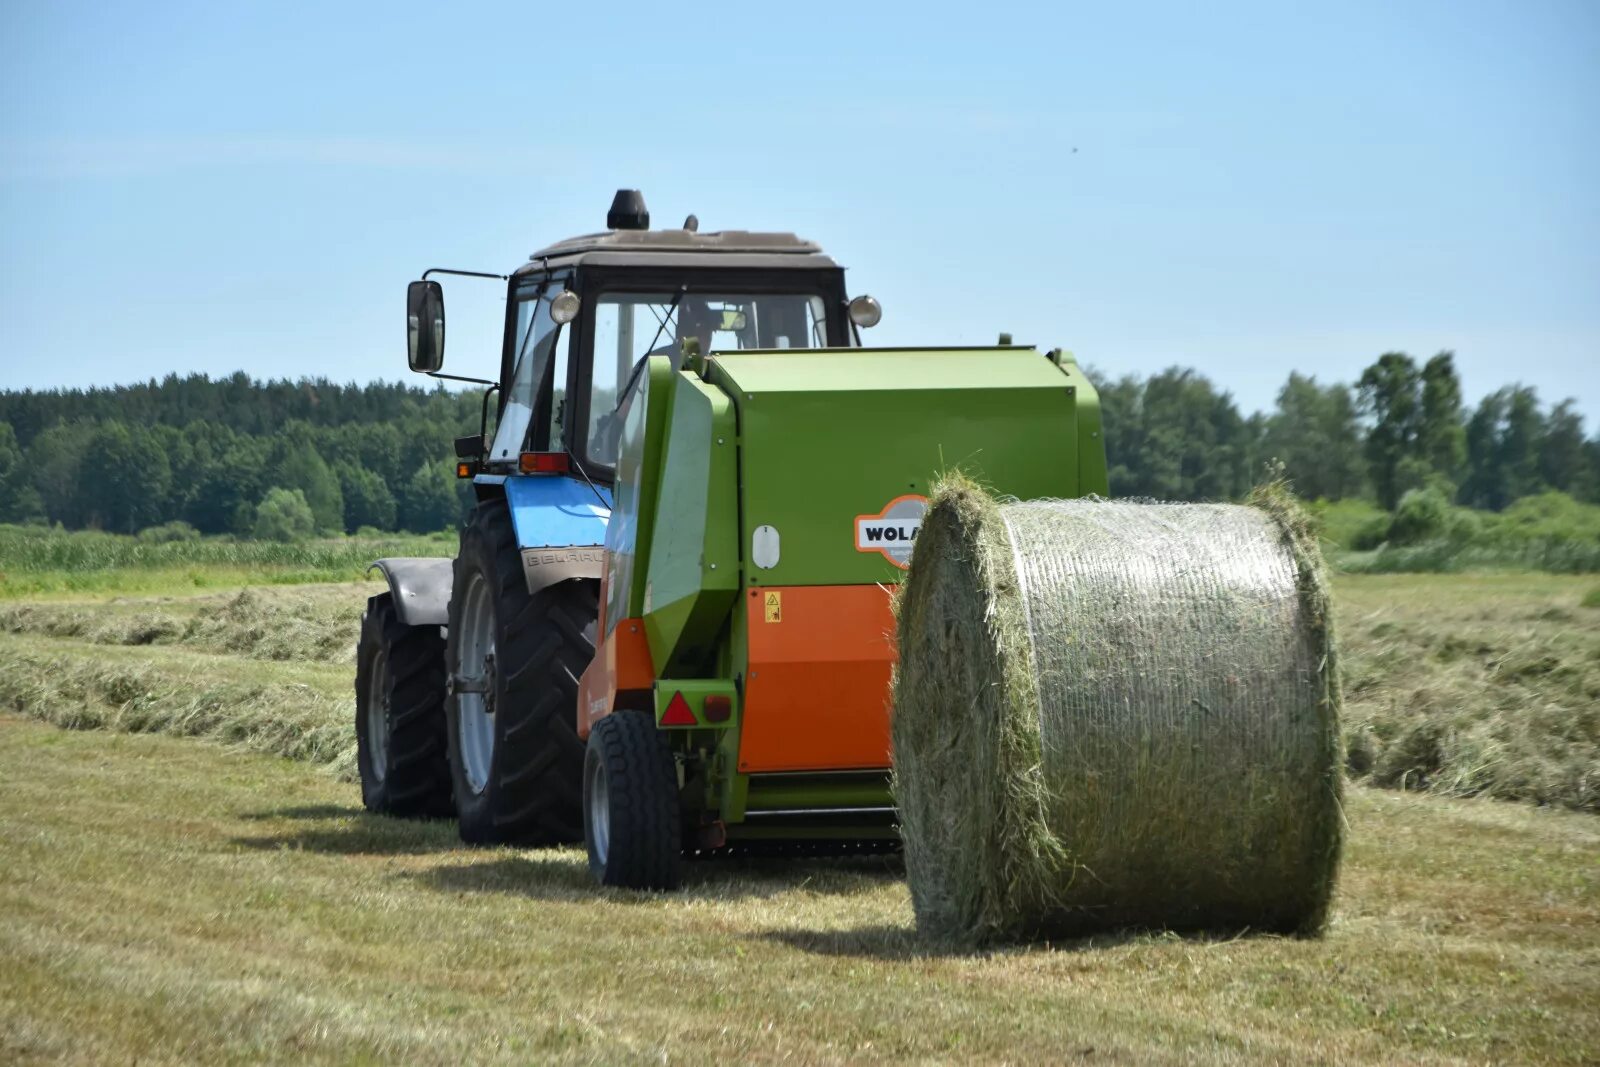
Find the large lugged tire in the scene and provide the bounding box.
[446,500,593,845]
[354,594,453,817]
[584,710,682,890]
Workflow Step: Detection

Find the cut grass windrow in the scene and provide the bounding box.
[0,634,358,778]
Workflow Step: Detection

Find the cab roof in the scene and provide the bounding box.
[515,227,840,276]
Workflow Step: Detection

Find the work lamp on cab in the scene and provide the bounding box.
[848,294,882,328]
[550,289,581,325]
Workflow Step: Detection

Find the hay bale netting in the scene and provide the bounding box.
[891,480,1343,947]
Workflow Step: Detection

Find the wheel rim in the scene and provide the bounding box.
[456,570,496,794]
[366,646,390,784]
[589,757,610,865]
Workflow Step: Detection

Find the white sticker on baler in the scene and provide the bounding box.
[855,494,928,569]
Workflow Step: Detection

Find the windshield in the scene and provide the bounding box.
[587,291,829,466]
[489,282,564,464]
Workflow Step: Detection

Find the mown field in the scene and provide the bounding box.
[1,566,1598,1063]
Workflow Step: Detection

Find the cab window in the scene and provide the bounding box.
[489,281,565,463]
[586,291,828,467]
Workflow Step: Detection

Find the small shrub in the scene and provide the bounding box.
[1388,488,1452,546]
[1494,491,1600,543]
[1444,506,1484,544]
[1311,498,1388,550]
[137,520,200,544]
[252,488,315,543]
[1348,514,1393,551]
[1582,588,1600,609]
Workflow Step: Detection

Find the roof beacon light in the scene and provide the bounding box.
[607,189,649,231]
[848,294,883,328]
[550,289,580,324]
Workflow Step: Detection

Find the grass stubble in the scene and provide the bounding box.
[0,568,1596,1062]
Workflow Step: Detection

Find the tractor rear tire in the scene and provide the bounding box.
[446,500,592,845]
[584,710,682,890]
[354,594,454,817]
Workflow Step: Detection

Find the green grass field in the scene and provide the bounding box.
[0,525,452,598]
[1,568,1598,1063]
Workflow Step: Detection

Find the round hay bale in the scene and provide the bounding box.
[891,479,1343,947]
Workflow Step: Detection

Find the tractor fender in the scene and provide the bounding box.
[368,557,454,627]
[520,546,606,596]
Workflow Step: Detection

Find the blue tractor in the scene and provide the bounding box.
[353,190,868,848]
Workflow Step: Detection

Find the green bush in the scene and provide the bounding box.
[1309,498,1388,550]
[1348,515,1392,551]
[1335,491,1600,575]
[252,488,315,544]
[137,520,201,544]
[1488,491,1600,544]
[1388,488,1452,546]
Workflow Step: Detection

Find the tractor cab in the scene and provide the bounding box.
[406,190,882,487]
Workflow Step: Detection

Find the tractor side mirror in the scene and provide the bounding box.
[407,280,445,372]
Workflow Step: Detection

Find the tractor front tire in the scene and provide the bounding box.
[584,710,682,890]
[446,501,592,845]
[354,594,453,817]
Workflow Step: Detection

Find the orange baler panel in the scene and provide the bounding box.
[738,584,897,773]
[576,617,654,741]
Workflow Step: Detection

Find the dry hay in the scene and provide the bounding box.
[0,643,358,776]
[0,588,358,662]
[891,477,1343,946]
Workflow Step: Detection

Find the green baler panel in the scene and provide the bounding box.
[603,356,676,637]
[642,375,739,670]
[710,347,1105,587]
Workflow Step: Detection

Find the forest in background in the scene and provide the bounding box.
[0,353,1596,560]
[0,374,478,539]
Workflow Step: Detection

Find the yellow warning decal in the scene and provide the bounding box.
[763,591,782,623]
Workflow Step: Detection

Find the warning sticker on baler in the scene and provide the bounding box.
[855,494,928,569]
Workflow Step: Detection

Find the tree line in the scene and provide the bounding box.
[0,358,1595,537]
[1094,352,1596,509]
[0,374,479,536]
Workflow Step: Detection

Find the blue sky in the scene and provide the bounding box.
[2,0,1596,420]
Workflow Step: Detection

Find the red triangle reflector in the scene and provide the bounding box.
[660,691,697,726]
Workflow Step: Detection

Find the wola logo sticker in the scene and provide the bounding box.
[855,494,928,569]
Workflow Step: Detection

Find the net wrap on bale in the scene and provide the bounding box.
[891,480,1343,947]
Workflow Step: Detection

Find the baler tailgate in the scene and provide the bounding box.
[738,584,896,773]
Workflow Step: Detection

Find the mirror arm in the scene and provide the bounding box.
[421,267,508,281]
[426,371,498,387]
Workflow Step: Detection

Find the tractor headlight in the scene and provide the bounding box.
[848,294,882,328]
[550,289,581,325]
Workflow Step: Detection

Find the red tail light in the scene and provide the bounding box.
[519,451,570,475]
[703,694,732,723]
